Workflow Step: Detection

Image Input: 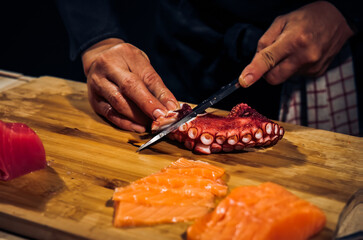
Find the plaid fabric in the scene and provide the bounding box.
[279,56,360,136]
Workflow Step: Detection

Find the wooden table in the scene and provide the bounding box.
[0,74,362,240]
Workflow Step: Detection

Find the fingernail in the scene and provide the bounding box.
[131,123,146,133]
[241,74,254,87]
[152,108,166,119]
[166,100,178,111]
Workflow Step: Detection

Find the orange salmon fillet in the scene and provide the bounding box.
[187,182,326,240]
[113,158,227,227]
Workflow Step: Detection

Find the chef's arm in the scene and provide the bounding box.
[56,0,179,132]
[55,0,125,61]
[239,1,355,87]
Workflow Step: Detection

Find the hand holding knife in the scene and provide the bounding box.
[137,78,241,152]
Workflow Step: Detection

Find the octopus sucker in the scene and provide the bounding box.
[254,129,263,139]
[200,133,214,145]
[241,133,252,143]
[265,122,273,135]
[227,135,238,145]
[195,143,211,155]
[179,123,189,132]
[274,124,279,135]
[211,143,222,153]
[215,135,226,144]
[151,103,284,154]
[279,127,284,137]
[188,127,199,139]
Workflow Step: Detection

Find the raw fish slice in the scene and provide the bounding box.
[113,184,215,207]
[113,158,227,227]
[162,158,225,180]
[0,120,46,181]
[134,173,227,197]
[114,202,210,227]
[187,182,326,240]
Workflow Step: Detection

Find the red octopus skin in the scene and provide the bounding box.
[152,103,284,154]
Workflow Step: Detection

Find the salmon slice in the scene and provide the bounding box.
[161,158,225,181]
[113,184,215,207]
[113,158,227,227]
[187,182,326,240]
[114,202,211,227]
[134,173,227,197]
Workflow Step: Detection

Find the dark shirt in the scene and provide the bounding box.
[56,0,362,123]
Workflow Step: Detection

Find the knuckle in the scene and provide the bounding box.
[157,90,168,102]
[257,38,268,51]
[260,50,276,70]
[107,90,123,106]
[120,75,139,93]
[87,73,103,93]
[93,54,107,68]
[93,53,113,72]
[306,48,322,64]
[295,32,313,48]
[117,43,139,55]
[274,15,284,23]
[143,70,160,85]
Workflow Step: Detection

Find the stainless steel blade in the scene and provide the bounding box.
[137,78,241,152]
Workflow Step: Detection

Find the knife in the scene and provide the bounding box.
[137,78,241,152]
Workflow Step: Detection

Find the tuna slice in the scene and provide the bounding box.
[187,182,326,240]
[0,120,46,181]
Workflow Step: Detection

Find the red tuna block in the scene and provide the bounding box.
[0,120,46,181]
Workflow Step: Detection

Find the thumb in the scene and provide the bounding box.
[239,38,289,88]
[239,17,287,88]
[239,50,276,87]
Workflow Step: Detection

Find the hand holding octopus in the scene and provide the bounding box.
[239,1,354,87]
[82,38,179,133]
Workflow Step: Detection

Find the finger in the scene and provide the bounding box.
[123,49,179,111]
[88,75,150,126]
[108,69,170,120]
[239,36,290,88]
[88,90,146,133]
[257,16,286,52]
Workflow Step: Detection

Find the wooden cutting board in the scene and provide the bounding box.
[0,76,361,240]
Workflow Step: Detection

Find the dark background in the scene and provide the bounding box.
[0,1,159,82]
[0,1,86,81]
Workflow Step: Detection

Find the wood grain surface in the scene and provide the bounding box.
[0,76,361,240]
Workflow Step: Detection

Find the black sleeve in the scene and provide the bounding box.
[55,0,126,60]
[327,0,362,33]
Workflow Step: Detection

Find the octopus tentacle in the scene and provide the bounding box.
[151,103,284,154]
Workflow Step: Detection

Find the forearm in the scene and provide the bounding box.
[55,0,126,60]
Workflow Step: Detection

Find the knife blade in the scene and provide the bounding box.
[137,78,241,152]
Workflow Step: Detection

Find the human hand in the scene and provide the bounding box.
[82,38,179,133]
[239,1,354,87]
